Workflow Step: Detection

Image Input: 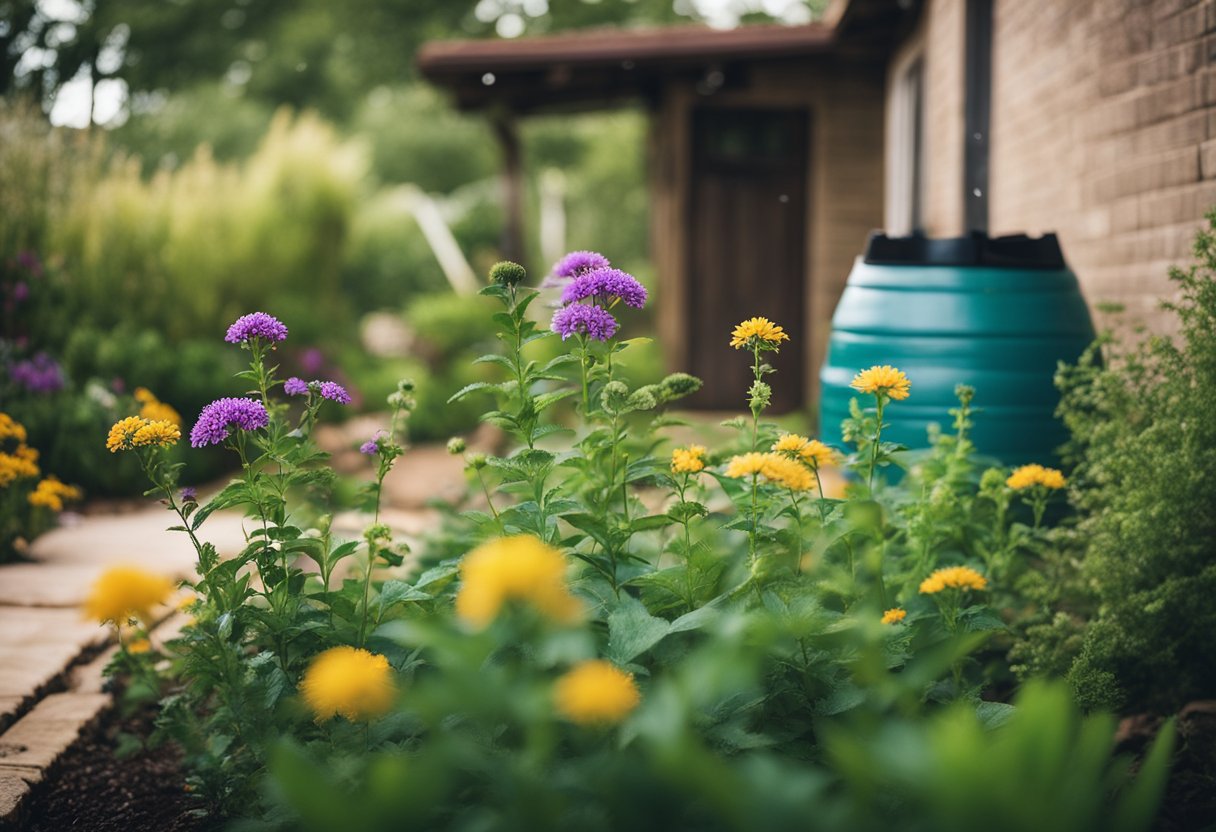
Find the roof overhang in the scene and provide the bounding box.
[416,1,917,114]
[417,22,835,114]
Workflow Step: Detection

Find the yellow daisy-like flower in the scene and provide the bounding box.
[0,413,27,443]
[729,317,790,350]
[455,535,583,629]
[1006,463,1066,490]
[725,452,812,491]
[27,477,81,512]
[300,646,397,722]
[771,434,836,470]
[0,446,40,487]
[850,365,911,400]
[132,420,181,449]
[126,638,152,654]
[554,660,641,725]
[881,607,907,625]
[919,565,988,595]
[758,453,813,491]
[106,416,147,453]
[135,388,182,427]
[724,452,767,478]
[83,566,175,625]
[671,445,707,474]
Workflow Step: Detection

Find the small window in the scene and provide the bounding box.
[887,56,925,235]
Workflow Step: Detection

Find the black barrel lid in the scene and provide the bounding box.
[863,231,1066,269]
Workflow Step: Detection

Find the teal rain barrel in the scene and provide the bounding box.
[819,232,1096,465]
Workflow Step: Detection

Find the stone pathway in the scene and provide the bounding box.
[0,451,445,828]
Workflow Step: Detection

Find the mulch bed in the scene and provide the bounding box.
[16,695,1216,831]
[21,704,212,832]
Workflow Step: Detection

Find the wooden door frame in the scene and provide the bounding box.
[683,103,811,411]
[656,88,816,412]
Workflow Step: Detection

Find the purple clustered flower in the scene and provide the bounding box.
[189,397,270,448]
[318,381,351,404]
[180,487,198,502]
[360,437,381,455]
[552,250,611,281]
[8,353,64,394]
[225,312,288,345]
[560,267,648,309]
[284,377,351,405]
[551,304,620,342]
[11,282,29,303]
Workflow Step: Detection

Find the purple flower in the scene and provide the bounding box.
[551,304,619,341]
[284,377,309,396]
[8,353,64,394]
[225,312,288,345]
[560,267,648,309]
[12,282,29,303]
[189,397,270,447]
[318,381,351,405]
[15,251,42,277]
[360,437,380,455]
[549,250,610,283]
[180,487,198,502]
[300,347,325,375]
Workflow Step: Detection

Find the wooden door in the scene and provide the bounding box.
[686,107,808,411]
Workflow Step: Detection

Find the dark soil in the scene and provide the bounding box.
[1116,701,1216,832]
[20,704,214,832]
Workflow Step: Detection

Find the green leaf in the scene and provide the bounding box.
[377,579,432,611]
[607,595,671,663]
[448,382,498,404]
[975,700,1016,729]
[534,389,575,413]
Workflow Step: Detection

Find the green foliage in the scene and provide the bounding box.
[112,261,1170,828]
[1044,214,1216,713]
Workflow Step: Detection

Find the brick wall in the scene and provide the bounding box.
[903,0,1216,329]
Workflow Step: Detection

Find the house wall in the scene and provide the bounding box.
[891,0,1216,329]
[651,57,886,411]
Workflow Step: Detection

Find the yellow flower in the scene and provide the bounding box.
[83,566,175,624]
[850,365,911,400]
[771,434,836,470]
[0,413,27,443]
[881,607,907,625]
[300,646,397,722]
[554,660,640,725]
[455,535,583,629]
[106,416,147,453]
[919,565,988,595]
[758,453,813,491]
[725,452,767,478]
[730,317,789,350]
[135,389,182,426]
[126,639,152,654]
[671,445,707,474]
[0,446,40,487]
[1006,464,1066,490]
[725,452,812,491]
[27,477,81,512]
[132,420,181,449]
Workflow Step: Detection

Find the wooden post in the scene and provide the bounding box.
[492,112,526,268]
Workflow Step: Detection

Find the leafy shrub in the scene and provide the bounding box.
[101,259,1168,829]
[1045,214,1216,713]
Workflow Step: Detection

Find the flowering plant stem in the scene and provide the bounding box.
[867,395,886,491]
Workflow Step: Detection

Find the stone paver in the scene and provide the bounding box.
[0,692,110,773]
[0,770,31,821]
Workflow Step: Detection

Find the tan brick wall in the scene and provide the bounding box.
[907,0,1216,329]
